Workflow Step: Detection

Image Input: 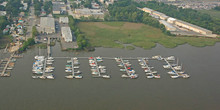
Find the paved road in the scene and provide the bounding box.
[26,6,36,40]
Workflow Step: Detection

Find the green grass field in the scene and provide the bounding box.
[78,22,220,49]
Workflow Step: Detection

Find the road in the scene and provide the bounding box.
[25,6,36,40]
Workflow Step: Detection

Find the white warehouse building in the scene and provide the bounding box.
[61,27,72,42]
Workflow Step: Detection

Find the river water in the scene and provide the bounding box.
[0,43,220,110]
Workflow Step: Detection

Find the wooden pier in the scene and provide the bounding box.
[47,37,51,57]
[1,55,13,77]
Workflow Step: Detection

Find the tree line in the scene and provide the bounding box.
[68,16,93,51]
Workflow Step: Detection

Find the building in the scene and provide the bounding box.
[52,2,66,14]
[167,17,176,24]
[40,17,55,34]
[142,7,154,14]
[152,11,168,20]
[74,8,104,19]
[174,20,212,35]
[59,17,69,24]
[91,2,100,9]
[0,11,6,16]
[61,27,72,42]
[159,20,176,31]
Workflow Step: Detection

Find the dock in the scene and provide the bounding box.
[47,37,51,57]
[71,58,75,76]
[1,56,13,77]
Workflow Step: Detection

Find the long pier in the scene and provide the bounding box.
[53,56,153,60]
[47,37,51,57]
[71,58,75,76]
[93,57,101,77]
[164,58,179,76]
[42,58,47,77]
[120,58,131,77]
[1,56,12,76]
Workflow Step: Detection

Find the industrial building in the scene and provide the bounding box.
[59,17,69,24]
[174,20,212,35]
[52,2,66,14]
[61,27,72,42]
[159,20,176,31]
[74,8,104,19]
[40,17,55,34]
[142,7,154,14]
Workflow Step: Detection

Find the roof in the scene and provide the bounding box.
[176,20,212,32]
[159,20,176,29]
[142,7,154,12]
[53,2,65,11]
[40,17,55,29]
[59,17,69,23]
[61,27,72,42]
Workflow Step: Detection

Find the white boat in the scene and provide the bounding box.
[73,66,79,69]
[144,69,151,73]
[98,66,106,69]
[39,76,46,79]
[65,75,74,79]
[102,75,110,79]
[75,75,83,79]
[152,55,161,59]
[147,75,154,79]
[174,66,182,71]
[47,60,54,62]
[46,75,54,79]
[46,66,55,70]
[128,70,135,74]
[171,75,179,79]
[166,56,175,61]
[182,74,190,78]
[146,73,153,75]
[121,74,129,78]
[90,64,96,67]
[163,65,171,69]
[168,71,176,75]
[92,72,99,75]
[32,76,40,79]
[35,56,45,60]
[130,74,138,79]
[48,57,54,60]
[120,69,126,72]
[154,75,161,79]
[7,67,13,70]
[74,70,82,74]
[73,57,78,60]
[46,62,53,65]
[45,69,53,73]
[65,69,72,72]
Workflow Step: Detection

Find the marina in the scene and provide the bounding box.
[115,57,138,79]
[65,57,82,79]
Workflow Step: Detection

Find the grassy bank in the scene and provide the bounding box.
[0,35,12,49]
[78,22,220,49]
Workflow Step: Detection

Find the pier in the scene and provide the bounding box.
[93,57,101,77]
[1,56,12,77]
[71,58,75,76]
[47,37,51,57]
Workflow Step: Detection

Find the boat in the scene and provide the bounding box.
[73,66,79,69]
[182,74,190,78]
[144,69,151,73]
[74,70,82,74]
[92,72,99,75]
[121,74,129,78]
[174,66,182,71]
[98,66,106,69]
[34,71,43,74]
[65,75,74,79]
[152,55,161,60]
[147,75,154,79]
[67,60,72,64]
[47,60,54,62]
[73,57,78,60]
[48,57,54,60]
[32,76,40,79]
[146,73,153,75]
[166,56,175,61]
[168,71,176,75]
[35,56,45,60]
[75,75,83,79]
[46,75,54,79]
[46,62,53,65]
[163,65,171,69]
[7,67,13,70]
[39,76,46,79]
[65,69,72,72]
[171,75,179,79]
[120,69,126,72]
[102,75,110,79]
[45,69,53,73]
[66,65,72,67]
[46,66,55,70]
[154,75,161,79]
[130,74,138,79]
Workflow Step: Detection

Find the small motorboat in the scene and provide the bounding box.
[74,70,82,74]
[46,75,54,79]
[65,69,72,72]
[75,75,83,79]
[168,71,176,75]
[102,75,110,79]
[130,74,138,79]
[163,65,171,69]
[154,75,161,79]
[120,69,126,72]
[171,75,179,79]
[174,66,182,71]
[73,66,79,69]
[48,57,54,60]
[32,76,40,79]
[65,75,74,79]
[147,75,154,79]
[166,56,175,61]
[121,74,129,78]
[98,66,106,69]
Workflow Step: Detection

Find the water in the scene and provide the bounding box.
[0,43,220,110]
